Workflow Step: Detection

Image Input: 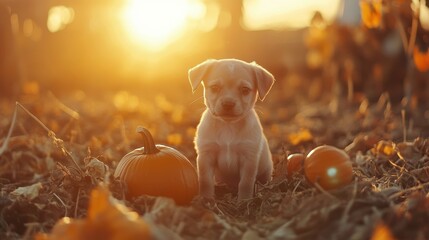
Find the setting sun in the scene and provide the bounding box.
[122,0,202,50]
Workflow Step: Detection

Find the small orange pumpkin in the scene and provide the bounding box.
[114,126,198,205]
[304,145,353,190]
[286,153,305,179]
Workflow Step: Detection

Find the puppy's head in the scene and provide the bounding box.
[188,59,275,122]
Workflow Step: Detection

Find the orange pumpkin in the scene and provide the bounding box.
[114,126,198,205]
[286,153,305,179]
[304,145,353,190]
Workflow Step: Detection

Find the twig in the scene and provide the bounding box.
[388,181,429,200]
[407,2,419,56]
[53,193,68,217]
[340,179,358,224]
[16,102,85,176]
[313,182,340,201]
[387,159,405,171]
[408,119,414,138]
[212,201,227,216]
[401,109,407,142]
[46,92,80,137]
[347,75,353,103]
[393,0,419,56]
[48,91,80,120]
[74,188,81,218]
[16,102,50,132]
[396,18,409,53]
[396,0,419,105]
[292,179,302,195]
[0,101,84,175]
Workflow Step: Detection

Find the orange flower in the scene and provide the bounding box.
[360,0,383,28]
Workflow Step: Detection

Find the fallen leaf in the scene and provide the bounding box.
[85,158,109,179]
[360,0,383,29]
[287,129,313,146]
[10,182,43,201]
[372,140,396,157]
[371,222,396,240]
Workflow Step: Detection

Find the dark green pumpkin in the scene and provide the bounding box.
[114,126,198,205]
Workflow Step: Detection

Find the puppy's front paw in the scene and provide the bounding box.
[237,193,253,201]
[194,195,216,206]
[199,179,215,199]
[237,184,254,201]
[238,171,256,201]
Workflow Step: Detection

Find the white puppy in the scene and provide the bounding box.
[188,59,275,200]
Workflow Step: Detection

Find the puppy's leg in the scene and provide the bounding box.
[256,143,273,184]
[238,159,258,200]
[197,153,216,198]
[257,170,272,184]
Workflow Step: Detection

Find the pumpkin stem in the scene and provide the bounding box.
[136,126,160,154]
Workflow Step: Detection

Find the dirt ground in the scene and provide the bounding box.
[0,86,428,240]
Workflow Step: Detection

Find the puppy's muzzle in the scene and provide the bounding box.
[221,100,236,112]
[218,99,240,121]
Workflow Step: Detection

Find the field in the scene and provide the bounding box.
[0,79,429,239]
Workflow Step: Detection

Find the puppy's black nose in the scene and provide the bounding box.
[222,100,236,110]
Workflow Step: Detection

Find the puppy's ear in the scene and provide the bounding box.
[250,62,275,101]
[188,59,216,92]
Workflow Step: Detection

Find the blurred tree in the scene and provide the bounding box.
[0,4,19,97]
[218,0,243,30]
[204,0,243,30]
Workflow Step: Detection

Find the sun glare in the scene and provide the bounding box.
[123,0,202,50]
[47,6,75,33]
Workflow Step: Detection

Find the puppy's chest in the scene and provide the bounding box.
[216,128,236,145]
[212,126,244,147]
[215,130,242,172]
[197,119,259,156]
[213,127,258,158]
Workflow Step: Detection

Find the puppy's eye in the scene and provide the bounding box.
[241,87,251,95]
[210,85,221,93]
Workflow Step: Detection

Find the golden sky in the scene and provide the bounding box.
[46,0,345,50]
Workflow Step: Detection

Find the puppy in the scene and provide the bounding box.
[188,59,275,200]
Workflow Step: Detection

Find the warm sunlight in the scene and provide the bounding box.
[122,0,204,50]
